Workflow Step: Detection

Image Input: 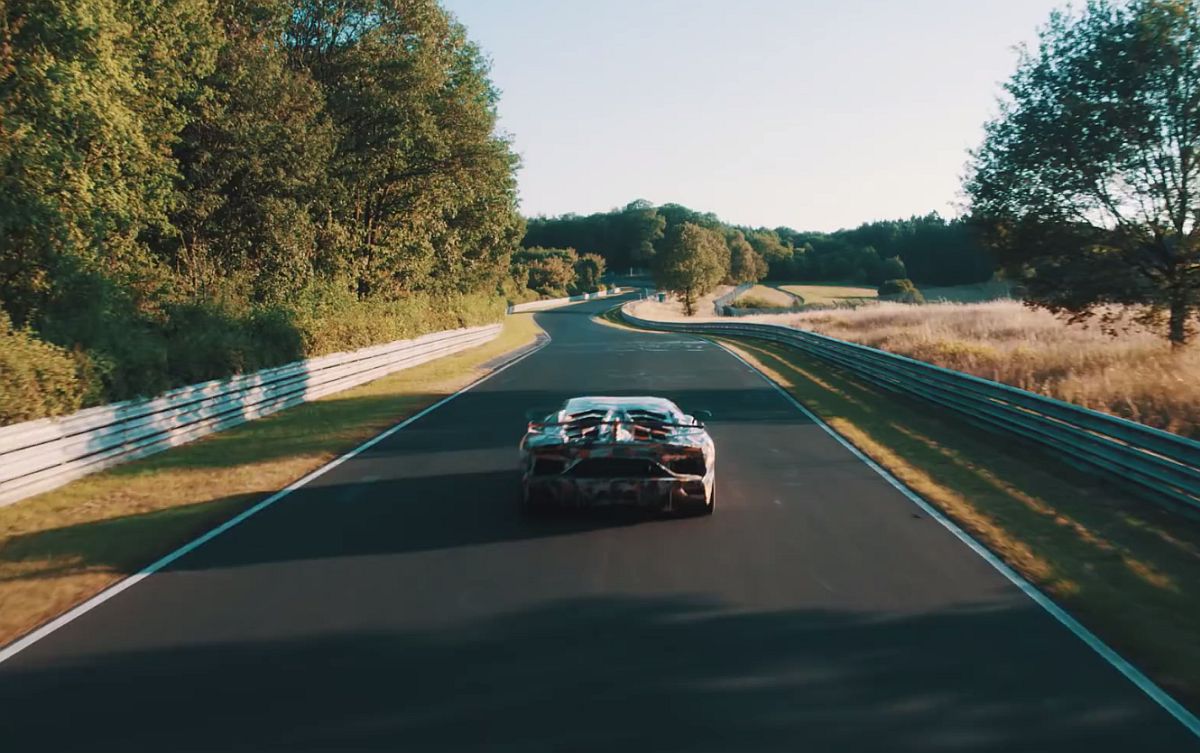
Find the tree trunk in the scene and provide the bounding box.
[1169,295,1190,348]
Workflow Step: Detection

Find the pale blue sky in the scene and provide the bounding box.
[441,0,1064,231]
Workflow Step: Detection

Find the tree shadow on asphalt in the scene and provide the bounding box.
[0,469,678,581]
[0,595,1187,752]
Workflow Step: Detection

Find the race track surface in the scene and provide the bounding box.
[1,296,1195,752]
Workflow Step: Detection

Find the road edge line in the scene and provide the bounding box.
[710,337,1200,739]
[0,330,551,666]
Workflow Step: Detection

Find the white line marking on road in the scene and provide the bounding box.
[711,339,1200,739]
[0,331,551,666]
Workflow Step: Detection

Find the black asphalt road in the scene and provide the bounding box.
[1,297,1195,752]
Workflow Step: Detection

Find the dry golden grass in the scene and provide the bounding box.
[0,314,542,647]
[920,280,1014,302]
[734,284,796,307]
[778,283,878,306]
[715,336,1200,710]
[739,300,1199,438]
[625,286,734,321]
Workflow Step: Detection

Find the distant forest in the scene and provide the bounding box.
[523,201,995,287]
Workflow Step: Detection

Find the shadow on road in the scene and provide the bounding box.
[0,595,1179,752]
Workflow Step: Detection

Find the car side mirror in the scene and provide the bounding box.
[691,409,712,425]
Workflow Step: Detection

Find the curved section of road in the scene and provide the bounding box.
[0,296,1196,751]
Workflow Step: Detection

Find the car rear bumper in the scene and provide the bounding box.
[523,475,711,510]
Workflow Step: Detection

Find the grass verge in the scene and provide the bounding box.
[0,314,542,648]
[712,335,1200,712]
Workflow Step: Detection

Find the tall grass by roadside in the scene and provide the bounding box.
[776,301,1199,438]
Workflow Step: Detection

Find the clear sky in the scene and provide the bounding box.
[440,0,1064,232]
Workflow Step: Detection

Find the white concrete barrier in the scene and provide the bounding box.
[0,323,502,507]
[509,287,623,313]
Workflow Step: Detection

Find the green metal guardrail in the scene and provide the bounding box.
[620,304,1200,515]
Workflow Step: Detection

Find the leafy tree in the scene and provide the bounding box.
[0,0,525,418]
[878,278,925,304]
[619,200,666,269]
[879,256,907,281]
[0,0,219,325]
[967,0,1200,345]
[285,0,521,298]
[746,229,793,269]
[514,247,578,297]
[727,231,768,283]
[572,253,606,294]
[167,4,335,302]
[654,223,727,315]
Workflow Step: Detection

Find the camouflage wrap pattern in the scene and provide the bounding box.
[519,397,716,511]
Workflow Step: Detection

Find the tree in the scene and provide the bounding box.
[285,0,522,298]
[967,0,1200,345]
[654,223,727,315]
[514,247,578,297]
[879,256,907,282]
[727,231,768,283]
[878,278,925,304]
[167,4,335,302]
[619,200,665,269]
[572,253,606,294]
[0,0,219,325]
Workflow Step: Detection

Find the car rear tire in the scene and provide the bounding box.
[678,488,714,517]
[520,485,548,516]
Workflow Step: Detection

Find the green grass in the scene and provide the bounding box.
[713,335,1200,712]
[0,314,541,646]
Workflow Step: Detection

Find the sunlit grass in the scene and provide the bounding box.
[778,283,878,306]
[733,285,795,308]
[0,315,542,647]
[777,300,1200,437]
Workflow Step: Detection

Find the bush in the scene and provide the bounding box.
[0,312,90,424]
[878,278,926,304]
[1,275,510,426]
[161,301,305,387]
[288,280,506,356]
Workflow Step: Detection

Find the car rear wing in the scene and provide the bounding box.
[527,418,707,431]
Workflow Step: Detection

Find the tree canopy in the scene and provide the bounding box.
[524,203,992,288]
[0,0,523,416]
[967,0,1200,344]
[654,223,728,315]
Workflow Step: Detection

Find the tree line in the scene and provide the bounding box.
[523,201,995,288]
[1,0,523,422]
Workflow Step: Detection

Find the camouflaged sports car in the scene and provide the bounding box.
[519,396,716,515]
